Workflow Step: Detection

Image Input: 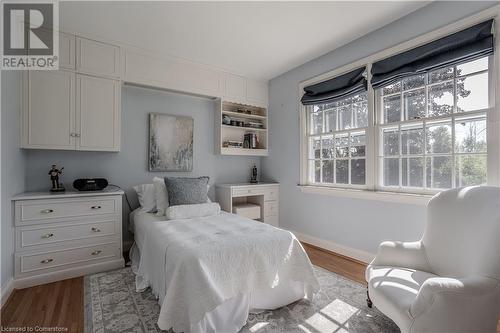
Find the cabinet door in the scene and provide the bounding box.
[76,75,121,151]
[246,79,268,107]
[76,37,120,79]
[59,32,75,70]
[22,71,76,150]
[224,73,247,102]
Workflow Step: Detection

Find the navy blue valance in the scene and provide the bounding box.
[301,67,367,105]
[371,19,494,89]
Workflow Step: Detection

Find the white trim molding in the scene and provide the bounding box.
[298,185,432,205]
[1,278,14,307]
[290,229,376,264]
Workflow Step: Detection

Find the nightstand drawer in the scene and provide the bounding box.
[264,187,279,201]
[17,196,117,223]
[233,187,264,197]
[18,241,119,274]
[17,219,118,250]
[264,201,278,217]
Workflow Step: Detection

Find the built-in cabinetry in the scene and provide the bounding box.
[215,99,268,156]
[215,183,279,227]
[12,190,124,288]
[21,34,121,151]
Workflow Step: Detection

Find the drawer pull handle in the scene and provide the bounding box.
[40,258,54,264]
[91,206,102,210]
[41,233,54,239]
[91,227,101,232]
[41,209,54,214]
[91,250,102,256]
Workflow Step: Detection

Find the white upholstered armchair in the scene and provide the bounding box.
[366,186,500,333]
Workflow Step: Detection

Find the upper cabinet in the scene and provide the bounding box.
[224,73,246,102]
[76,37,121,79]
[21,33,122,152]
[246,80,268,107]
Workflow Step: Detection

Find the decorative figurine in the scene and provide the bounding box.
[250,164,258,183]
[48,164,65,192]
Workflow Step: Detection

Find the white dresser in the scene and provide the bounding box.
[215,183,279,227]
[12,189,124,288]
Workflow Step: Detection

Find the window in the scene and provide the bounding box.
[306,92,368,187]
[377,57,490,191]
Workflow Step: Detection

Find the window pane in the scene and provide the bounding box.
[455,155,487,187]
[402,157,424,187]
[428,81,454,117]
[403,74,425,90]
[335,160,349,184]
[426,122,452,154]
[382,82,401,95]
[351,159,366,185]
[350,132,366,157]
[403,88,426,120]
[322,160,334,183]
[310,109,323,134]
[456,57,488,76]
[429,67,454,83]
[455,117,487,153]
[309,160,321,183]
[383,158,399,186]
[401,125,424,155]
[335,134,349,158]
[324,108,337,132]
[353,102,368,128]
[322,135,334,159]
[383,128,399,156]
[338,105,352,130]
[426,156,452,189]
[352,92,367,103]
[383,95,401,123]
[309,137,321,159]
[456,72,489,112]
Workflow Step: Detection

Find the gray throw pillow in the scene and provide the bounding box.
[165,176,209,206]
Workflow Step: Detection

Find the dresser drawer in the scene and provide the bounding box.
[16,219,118,251]
[18,241,119,274]
[17,196,118,224]
[264,187,279,201]
[233,187,264,197]
[264,201,278,217]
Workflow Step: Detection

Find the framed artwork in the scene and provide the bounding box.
[149,113,194,171]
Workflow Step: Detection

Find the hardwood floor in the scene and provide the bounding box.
[1,245,499,332]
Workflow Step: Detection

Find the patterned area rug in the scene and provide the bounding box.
[84,266,399,333]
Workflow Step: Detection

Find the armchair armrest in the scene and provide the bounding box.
[410,276,499,318]
[370,241,430,272]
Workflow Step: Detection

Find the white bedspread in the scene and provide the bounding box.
[135,211,319,332]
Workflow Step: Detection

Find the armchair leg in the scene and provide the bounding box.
[366,288,373,308]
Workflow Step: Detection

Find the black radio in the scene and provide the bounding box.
[73,178,108,191]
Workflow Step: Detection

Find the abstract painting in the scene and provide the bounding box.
[149,113,193,171]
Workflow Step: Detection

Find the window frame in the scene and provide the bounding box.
[298,5,500,199]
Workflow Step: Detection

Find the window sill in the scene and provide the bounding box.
[297,185,432,205]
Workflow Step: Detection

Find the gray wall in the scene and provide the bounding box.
[24,85,260,242]
[1,72,26,287]
[262,1,497,257]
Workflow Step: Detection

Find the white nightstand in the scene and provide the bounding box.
[12,189,125,288]
[215,182,279,227]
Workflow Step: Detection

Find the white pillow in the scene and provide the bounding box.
[166,202,221,220]
[153,177,169,217]
[133,183,156,212]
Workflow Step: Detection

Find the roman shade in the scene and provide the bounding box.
[301,66,367,105]
[371,19,494,89]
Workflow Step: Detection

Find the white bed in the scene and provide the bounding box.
[129,208,319,333]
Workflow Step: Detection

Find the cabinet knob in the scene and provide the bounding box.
[41,233,54,239]
[91,250,102,256]
[40,209,54,214]
[91,206,101,210]
[91,227,101,232]
[76,133,81,137]
[40,258,54,264]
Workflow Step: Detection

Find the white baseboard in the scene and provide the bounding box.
[1,278,15,307]
[289,229,376,264]
[13,258,124,290]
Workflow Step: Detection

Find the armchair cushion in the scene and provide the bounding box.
[366,265,437,331]
[369,241,431,277]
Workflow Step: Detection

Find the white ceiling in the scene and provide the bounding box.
[60,1,429,81]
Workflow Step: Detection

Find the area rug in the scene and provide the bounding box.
[84,266,399,333]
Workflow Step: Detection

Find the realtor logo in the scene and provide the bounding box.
[1,1,59,70]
